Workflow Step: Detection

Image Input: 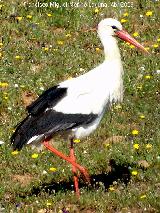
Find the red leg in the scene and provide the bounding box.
[70,139,80,198]
[43,140,90,183]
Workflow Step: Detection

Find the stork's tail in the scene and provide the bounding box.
[11,115,44,151]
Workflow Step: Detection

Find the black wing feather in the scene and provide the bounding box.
[11,109,97,150]
[27,86,67,115]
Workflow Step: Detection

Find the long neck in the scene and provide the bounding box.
[100,35,121,61]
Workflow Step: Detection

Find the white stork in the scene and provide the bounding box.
[11,18,148,197]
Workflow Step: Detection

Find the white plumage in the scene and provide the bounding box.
[54,60,123,138]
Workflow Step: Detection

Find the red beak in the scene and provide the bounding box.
[116,30,149,53]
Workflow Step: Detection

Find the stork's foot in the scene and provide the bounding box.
[43,140,90,184]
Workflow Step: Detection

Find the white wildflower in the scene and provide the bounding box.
[0,141,4,145]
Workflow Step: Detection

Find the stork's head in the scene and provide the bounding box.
[98,18,123,36]
[98,18,148,53]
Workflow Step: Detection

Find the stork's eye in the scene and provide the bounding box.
[111,25,118,30]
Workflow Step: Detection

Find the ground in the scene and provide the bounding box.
[0,0,160,212]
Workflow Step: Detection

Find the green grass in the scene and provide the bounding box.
[0,0,160,212]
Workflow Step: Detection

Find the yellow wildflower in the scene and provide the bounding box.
[133,32,139,37]
[4,96,8,100]
[26,15,32,19]
[0,82,9,87]
[96,47,101,52]
[133,144,139,150]
[44,47,49,51]
[146,144,152,149]
[144,47,150,51]
[146,11,153,16]
[153,44,159,48]
[0,4,4,9]
[121,19,128,23]
[74,139,81,143]
[46,202,52,206]
[0,52,2,57]
[57,40,64,45]
[94,8,99,13]
[0,42,3,46]
[11,150,19,155]
[131,170,138,176]
[157,38,160,42]
[114,104,122,110]
[65,33,71,38]
[130,45,135,49]
[16,16,23,21]
[47,13,52,17]
[31,153,39,159]
[109,186,115,191]
[145,73,152,79]
[139,114,145,119]
[123,12,129,17]
[132,130,139,136]
[140,195,147,199]
[104,143,110,148]
[49,167,57,172]
[15,55,22,59]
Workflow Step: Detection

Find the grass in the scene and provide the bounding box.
[0,0,160,212]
